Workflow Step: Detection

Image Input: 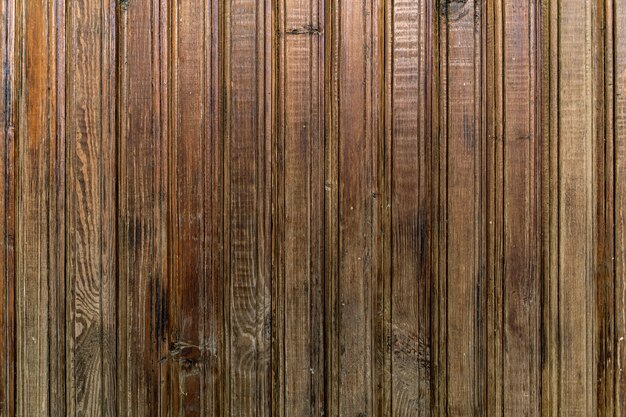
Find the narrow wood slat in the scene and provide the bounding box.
[545,0,597,415]
[0,0,16,415]
[614,0,626,412]
[168,0,207,414]
[15,0,59,414]
[488,0,541,415]
[276,0,324,415]
[223,0,272,416]
[389,0,432,415]
[437,0,486,414]
[117,0,164,415]
[596,0,615,415]
[329,0,380,415]
[66,0,116,414]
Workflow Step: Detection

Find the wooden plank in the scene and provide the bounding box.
[168,0,207,414]
[596,0,615,415]
[437,0,486,414]
[487,0,541,415]
[204,0,223,416]
[614,0,626,412]
[48,0,67,414]
[117,0,164,415]
[276,0,325,415]
[0,0,16,415]
[328,0,380,415]
[14,0,66,414]
[389,0,432,415]
[544,0,597,415]
[66,0,116,413]
[223,0,272,415]
[15,0,51,413]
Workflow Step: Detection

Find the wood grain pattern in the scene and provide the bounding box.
[2,1,626,416]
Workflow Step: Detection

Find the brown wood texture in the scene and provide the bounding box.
[1,0,624,416]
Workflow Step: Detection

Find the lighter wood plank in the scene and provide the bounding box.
[66,0,116,414]
[550,0,597,415]
[223,0,272,415]
[15,0,52,415]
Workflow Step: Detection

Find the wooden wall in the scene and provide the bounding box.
[0,0,624,415]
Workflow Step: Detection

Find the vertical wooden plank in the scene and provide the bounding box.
[0,1,19,416]
[49,0,67,414]
[204,0,223,416]
[66,0,117,413]
[614,0,626,412]
[117,0,165,415]
[276,0,324,415]
[327,0,380,415]
[168,0,207,413]
[14,0,66,413]
[223,0,272,415]
[488,0,541,415]
[437,0,486,414]
[16,0,50,411]
[541,0,559,413]
[596,0,614,415]
[0,0,16,415]
[388,0,432,414]
[543,0,598,415]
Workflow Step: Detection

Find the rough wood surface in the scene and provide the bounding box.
[2,0,624,416]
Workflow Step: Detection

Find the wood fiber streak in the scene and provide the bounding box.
[66,0,116,414]
[276,0,324,415]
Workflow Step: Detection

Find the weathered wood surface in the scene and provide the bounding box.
[1,0,624,415]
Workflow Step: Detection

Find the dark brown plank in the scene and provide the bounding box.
[275,0,324,415]
[66,0,116,414]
